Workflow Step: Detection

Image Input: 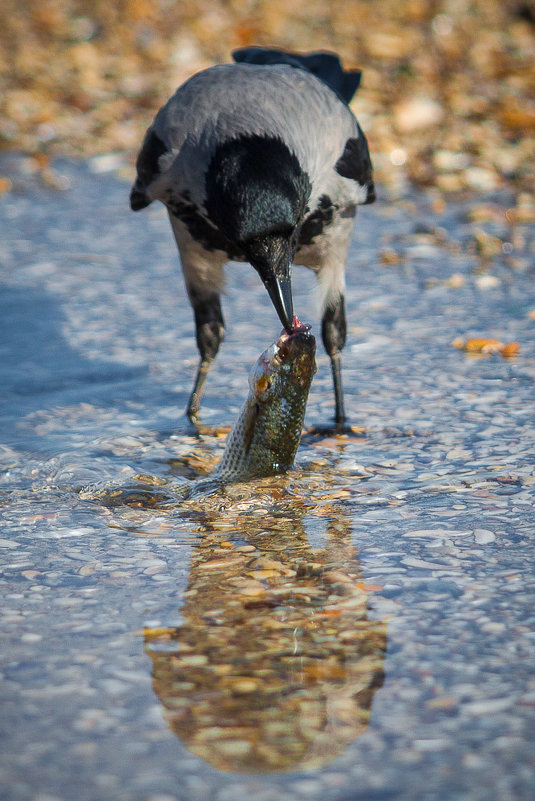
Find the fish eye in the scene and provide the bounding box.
[277,341,290,359]
[255,374,271,394]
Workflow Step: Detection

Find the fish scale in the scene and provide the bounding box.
[213,327,316,482]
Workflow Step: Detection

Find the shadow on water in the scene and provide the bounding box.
[0,285,150,449]
[99,476,387,774]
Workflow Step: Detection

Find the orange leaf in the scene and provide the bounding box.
[499,342,520,357]
[462,338,503,353]
[0,177,12,194]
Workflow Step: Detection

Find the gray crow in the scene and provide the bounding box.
[130,47,375,427]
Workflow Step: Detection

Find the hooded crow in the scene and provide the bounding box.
[130,47,375,427]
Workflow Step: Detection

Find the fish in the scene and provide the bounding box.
[89,319,316,508]
[211,317,316,482]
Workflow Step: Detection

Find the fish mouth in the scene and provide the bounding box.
[275,317,316,365]
[289,315,311,334]
[250,317,316,400]
[277,315,312,348]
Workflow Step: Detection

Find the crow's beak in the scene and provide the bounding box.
[246,235,295,334]
[264,270,294,334]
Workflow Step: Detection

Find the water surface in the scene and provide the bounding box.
[1,155,534,801]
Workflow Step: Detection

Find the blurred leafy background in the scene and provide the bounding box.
[0,0,534,200]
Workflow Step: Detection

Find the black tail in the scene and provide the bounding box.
[232,47,361,105]
[130,129,168,211]
[130,180,151,211]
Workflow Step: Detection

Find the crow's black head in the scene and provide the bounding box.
[205,135,311,332]
[205,134,311,245]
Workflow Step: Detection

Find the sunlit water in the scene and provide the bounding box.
[1,155,534,801]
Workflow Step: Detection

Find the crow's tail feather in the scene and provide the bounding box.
[232,47,361,105]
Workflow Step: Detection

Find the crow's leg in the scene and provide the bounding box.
[296,208,355,432]
[167,212,227,421]
[187,288,225,420]
[321,294,347,428]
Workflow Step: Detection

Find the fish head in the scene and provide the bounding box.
[249,319,317,405]
[216,318,316,481]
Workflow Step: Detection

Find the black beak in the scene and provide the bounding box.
[264,271,294,334]
[246,234,295,334]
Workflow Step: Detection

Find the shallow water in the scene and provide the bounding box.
[1,155,534,801]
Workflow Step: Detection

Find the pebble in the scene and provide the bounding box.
[177,655,208,667]
[20,633,43,643]
[228,679,259,695]
[480,622,505,634]
[213,739,253,758]
[143,564,168,575]
[464,167,501,192]
[474,529,496,545]
[146,795,178,801]
[413,738,448,752]
[394,97,444,132]
[401,556,456,570]
[462,697,514,716]
[404,529,471,539]
[476,274,501,290]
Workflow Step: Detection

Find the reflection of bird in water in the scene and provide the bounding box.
[145,510,386,773]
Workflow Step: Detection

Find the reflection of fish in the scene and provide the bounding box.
[213,320,316,481]
[145,513,386,774]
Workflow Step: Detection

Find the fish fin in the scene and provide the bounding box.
[242,402,260,454]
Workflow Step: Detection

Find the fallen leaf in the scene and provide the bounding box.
[143,627,175,639]
[473,227,503,258]
[427,696,458,710]
[0,177,12,194]
[500,104,535,132]
[445,273,465,288]
[198,556,245,570]
[380,248,401,265]
[302,662,347,680]
[453,337,503,352]
[452,337,520,358]
[499,342,519,357]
